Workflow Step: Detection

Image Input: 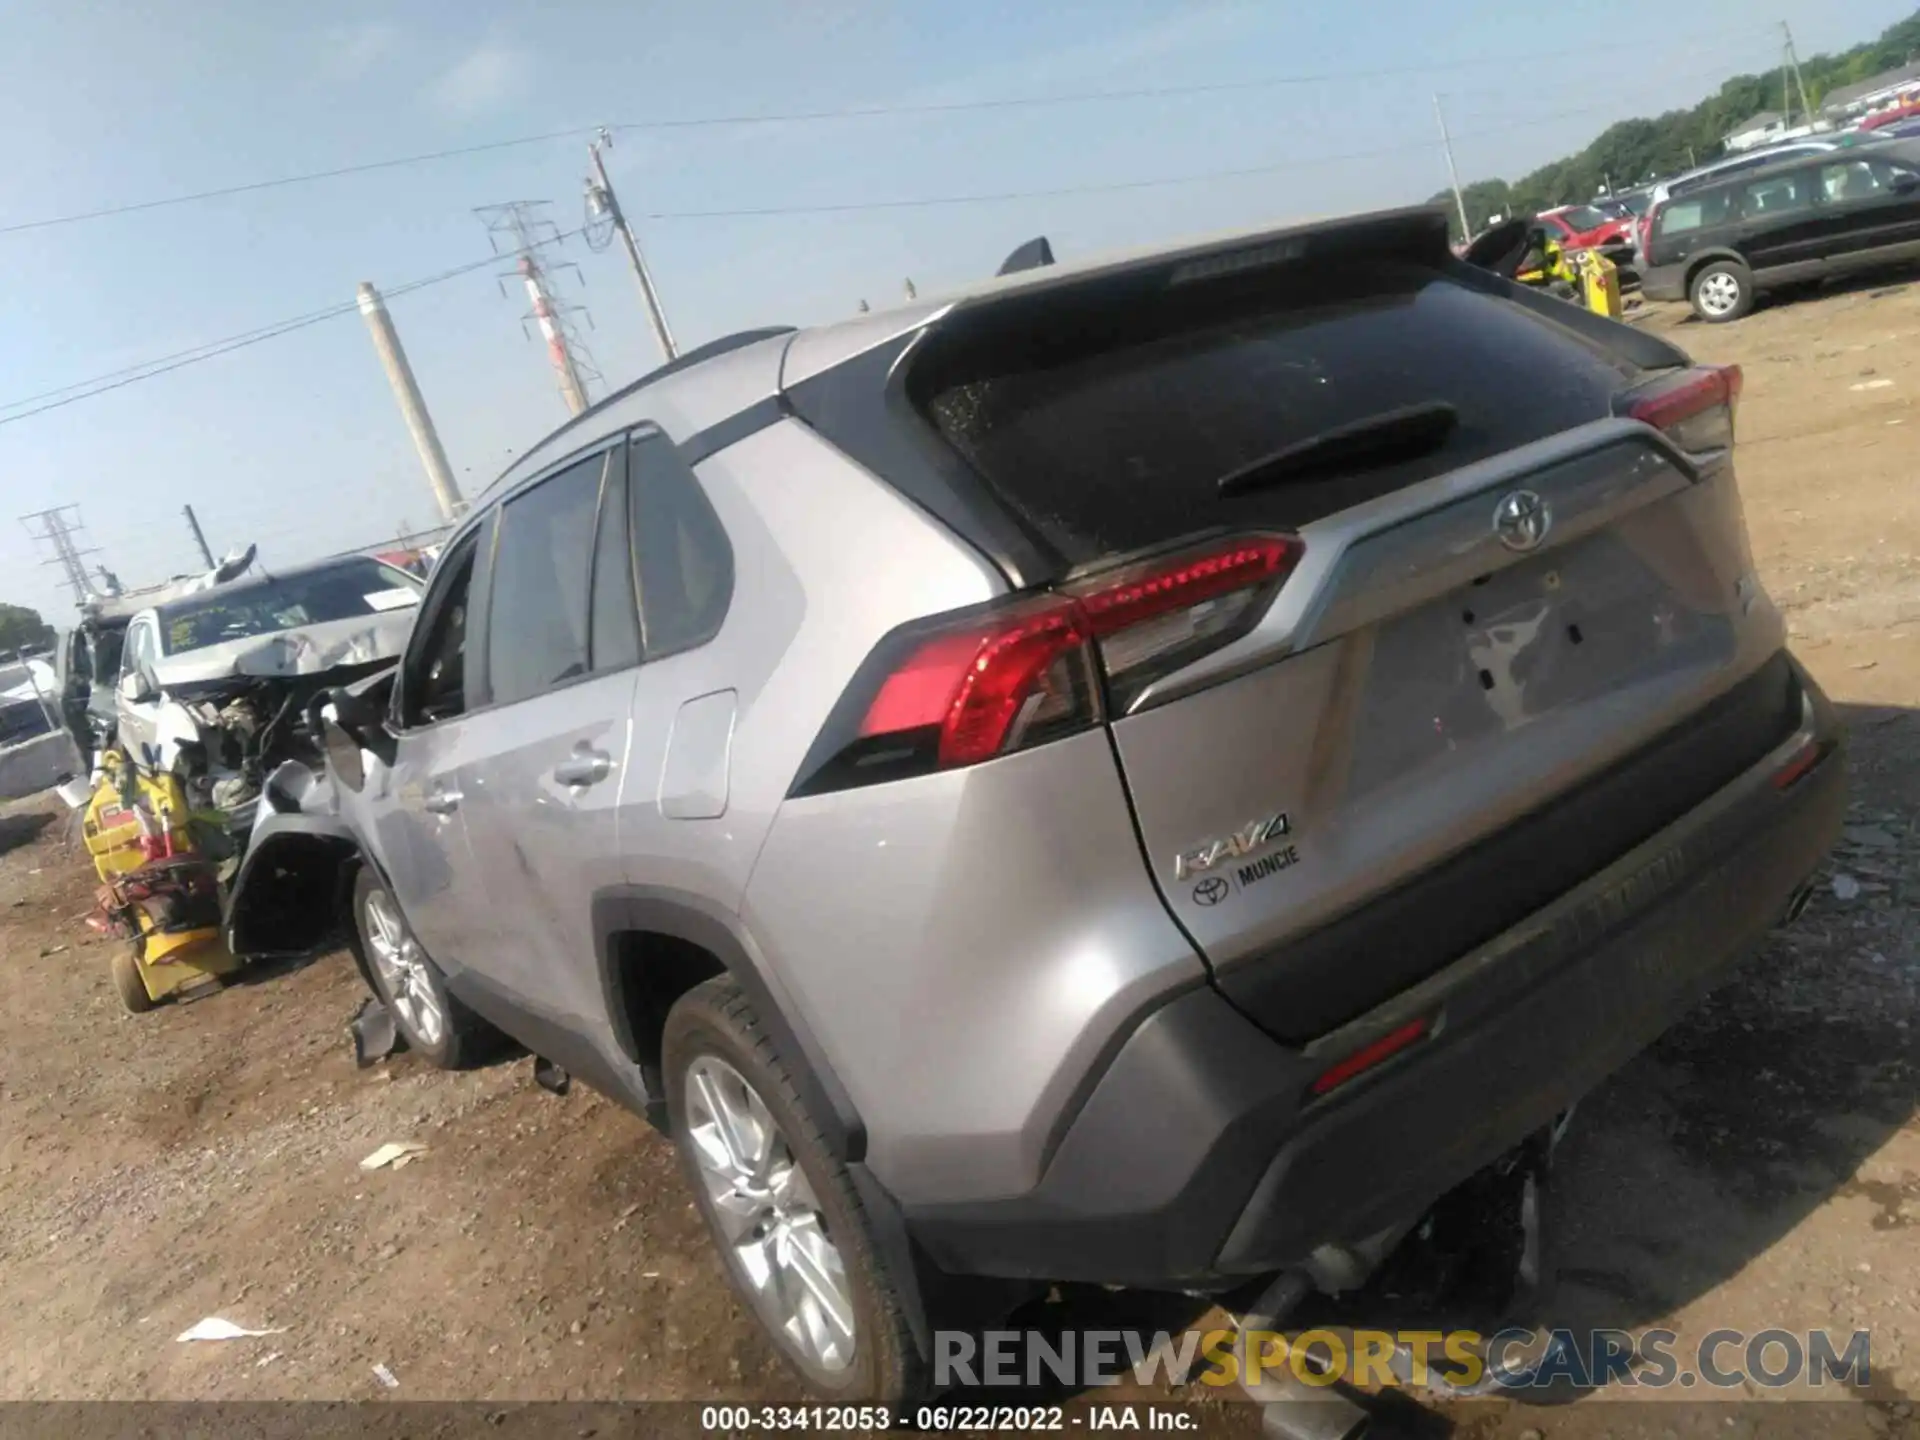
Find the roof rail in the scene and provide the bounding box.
[492,325,797,482]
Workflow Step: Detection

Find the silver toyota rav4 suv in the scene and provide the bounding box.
[230,205,1844,1403]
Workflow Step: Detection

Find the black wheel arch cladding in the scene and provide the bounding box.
[591,886,867,1162]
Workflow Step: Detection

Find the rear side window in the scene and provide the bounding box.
[916,263,1633,566]
[486,451,607,706]
[1655,188,1737,237]
[588,460,643,675]
[629,432,733,659]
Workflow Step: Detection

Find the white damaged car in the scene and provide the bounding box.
[113,554,423,832]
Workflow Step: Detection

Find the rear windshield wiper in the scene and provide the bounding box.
[1216,401,1458,497]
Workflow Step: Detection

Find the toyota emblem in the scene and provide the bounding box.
[1192,877,1231,906]
[1493,489,1552,553]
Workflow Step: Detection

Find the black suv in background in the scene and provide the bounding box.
[1642,138,1920,322]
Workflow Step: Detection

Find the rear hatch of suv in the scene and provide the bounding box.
[798,210,1799,1046]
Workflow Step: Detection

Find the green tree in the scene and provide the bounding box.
[0,603,55,655]
[1441,6,1920,237]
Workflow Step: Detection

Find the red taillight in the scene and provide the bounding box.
[793,534,1303,796]
[859,597,1091,768]
[1074,535,1302,712]
[1625,365,1741,453]
[1310,1016,1432,1097]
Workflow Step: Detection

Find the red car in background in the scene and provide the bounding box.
[1860,98,1920,132]
[1535,203,1637,259]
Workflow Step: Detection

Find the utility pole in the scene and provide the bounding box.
[1782,22,1815,125]
[1433,94,1472,242]
[477,202,600,418]
[182,505,215,570]
[19,505,100,607]
[584,130,676,364]
[356,282,465,524]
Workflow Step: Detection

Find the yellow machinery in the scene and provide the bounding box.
[1516,236,1624,319]
[82,749,242,1012]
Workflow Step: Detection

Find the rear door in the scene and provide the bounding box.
[916,258,1790,1045]
[1730,165,1827,276]
[452,443,643,1040]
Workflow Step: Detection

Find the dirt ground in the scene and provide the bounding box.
[2,278,1918,1438]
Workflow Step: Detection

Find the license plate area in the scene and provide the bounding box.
[1345,529,1733,801]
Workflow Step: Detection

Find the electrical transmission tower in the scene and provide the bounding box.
[476,201,602,417]
[19,504,103,607]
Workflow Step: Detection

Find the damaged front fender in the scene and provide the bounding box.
[223,761,364,966]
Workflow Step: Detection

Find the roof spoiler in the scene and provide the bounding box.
[955,206,1455,322]
[996,237,1056,276]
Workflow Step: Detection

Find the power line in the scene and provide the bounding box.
[643,65,1774,222]
[0,31,1773,240]
[0,127,598,238]
[0,228,585,428]
[609,28,1765,132]
[647,142,1414,218]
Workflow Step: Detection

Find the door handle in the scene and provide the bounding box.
[424,788,462,815]
[553,748,612,788]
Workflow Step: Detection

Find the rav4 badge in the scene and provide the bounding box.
[1174,812,1292,881]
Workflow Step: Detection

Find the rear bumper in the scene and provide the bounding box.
[900,658,1844,1287]
[1640,263,1689,302]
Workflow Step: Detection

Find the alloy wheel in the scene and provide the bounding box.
[1697,271,1743,317]
[683,1054,857,1374]
[363,889,446,1049]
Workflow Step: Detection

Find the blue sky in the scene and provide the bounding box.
[0,0,1910,621]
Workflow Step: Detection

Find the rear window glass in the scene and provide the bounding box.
[916,263,1632,565]
[1558,206,1608,231]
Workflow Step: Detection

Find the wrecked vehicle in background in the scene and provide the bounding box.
[55,547,261,769]
[112,554,422,839]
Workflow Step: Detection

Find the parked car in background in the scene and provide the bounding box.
[1858,98,1920,133]
[229,204,1843,1404]
[1536,203,1635,254]
[1594,189,1652,221]
[1634,140,1845,267]
[1641,139,1920,321]
[1862,115,1920,141]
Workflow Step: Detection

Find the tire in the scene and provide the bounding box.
[664,977,924,1405]
[350,868,495,1069]
[112,946,156,1014]
[1690,259,1754,323]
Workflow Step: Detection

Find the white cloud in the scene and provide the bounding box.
[426,40,528,118]
[318,20,399,82]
